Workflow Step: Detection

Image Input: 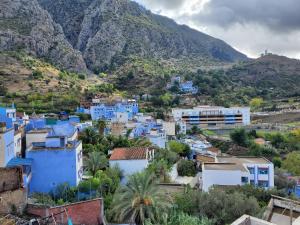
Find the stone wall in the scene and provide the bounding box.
[27,198,104,225]
[0,167,22,193]
[0,189,27,215]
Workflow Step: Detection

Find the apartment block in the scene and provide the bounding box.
[172,106,250,128]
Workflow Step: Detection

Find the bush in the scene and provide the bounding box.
[32,70,43,79]
[177,160,196,177]
[175,189,260,225]
[78,74,86,80]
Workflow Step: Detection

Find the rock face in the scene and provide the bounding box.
[1,0,247,73]
[0,0,87,72]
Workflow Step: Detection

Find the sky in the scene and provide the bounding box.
[134,0,300,59]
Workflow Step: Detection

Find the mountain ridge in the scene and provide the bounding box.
[0,0,247,73]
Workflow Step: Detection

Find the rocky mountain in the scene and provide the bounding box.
[0,0,247,73]
[0,0,87,72]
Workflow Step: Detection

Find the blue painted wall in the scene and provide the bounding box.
[26,147,80,194]
[91,102,139,121]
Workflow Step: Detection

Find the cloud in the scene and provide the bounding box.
[134,0,300,58]
[191,0,300,32]
[135,0,185,10]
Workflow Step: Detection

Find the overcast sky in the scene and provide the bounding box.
[134,0,300,59]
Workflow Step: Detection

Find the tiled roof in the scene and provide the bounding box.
[109,147,149,160]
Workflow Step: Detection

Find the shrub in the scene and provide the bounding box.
[177,160,196,177]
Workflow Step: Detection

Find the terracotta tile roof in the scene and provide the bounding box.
[109,147,150,160]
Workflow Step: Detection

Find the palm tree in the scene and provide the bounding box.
[85,152,108,176]
[80,127,99,144]
[96,119,106,136]
[111,172,173,225]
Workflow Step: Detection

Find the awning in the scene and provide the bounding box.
[7,157,33,167]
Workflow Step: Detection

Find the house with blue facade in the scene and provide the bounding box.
[179,81,199,94]
[25,128,83,194]
[90,99,139,121]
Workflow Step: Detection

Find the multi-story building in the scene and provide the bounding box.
[0,122,15,167]
[26,133,83,194]
[90,99,139,121]
[202,156,274,191]
[172,106,250,128]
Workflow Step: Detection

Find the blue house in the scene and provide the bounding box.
[180,81,199,94]
[26,134,83,194]
[90,99,139,121]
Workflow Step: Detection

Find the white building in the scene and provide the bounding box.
[109,147,154,178]
[172,106,250,128]
[183,138,212,154]
[26,129,50,148]
[202,156,274,191]
[14,130,22,157]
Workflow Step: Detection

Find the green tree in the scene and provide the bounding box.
[96,119,106,136]
[86,152,108,176]
[177,160,196,177]
[230,128,250,147]
[147,159,171,182]
[250,97,264,110]
[79,127,99,145]
[282,152,300,175]
[168,141,191,157]
[111,172,172,225]
[175,189,260,225]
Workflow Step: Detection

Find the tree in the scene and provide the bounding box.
[282,152,300,175]
[96,119,106,136]
[168,141,191,157]
[230,128,250,147]
[175,189,260,225]
[79,127,99,145]
[86,152,108,176]
[250,97,264,110]
[177,160,197,177]
[147,159,171,182]
[111,172,172,225]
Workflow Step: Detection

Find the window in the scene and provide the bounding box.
[258,180,269,188]
[258,168,269,175]
[241,177,248,183]
[250,180,255,185]
[248,167,255,174]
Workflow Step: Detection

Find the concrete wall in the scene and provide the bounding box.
[110,159,148,177]
[202,169,242,191]
[26,132,48,148]
[26,143,83,194]
[27,198,104,225]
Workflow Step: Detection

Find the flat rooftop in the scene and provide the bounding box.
[204,163,248,172]
[204,156,271,172]
[27,129,50,134]
[218,156,271,164]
